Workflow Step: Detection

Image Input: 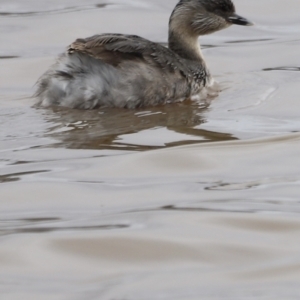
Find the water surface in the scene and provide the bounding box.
[1,0,300,299]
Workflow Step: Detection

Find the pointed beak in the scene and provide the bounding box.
[228,13,254,26]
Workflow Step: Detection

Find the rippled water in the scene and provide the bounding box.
[1,0,300,299]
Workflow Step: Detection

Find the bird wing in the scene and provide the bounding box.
[67,34,190,75]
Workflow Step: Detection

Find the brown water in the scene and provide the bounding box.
[1,0,300,299]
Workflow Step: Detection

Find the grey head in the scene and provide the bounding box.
[170,0,252,35]
[169,0,253,60]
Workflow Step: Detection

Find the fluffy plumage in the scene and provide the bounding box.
[35,0,252,109]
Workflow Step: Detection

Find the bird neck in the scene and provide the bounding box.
[168,29,205,63]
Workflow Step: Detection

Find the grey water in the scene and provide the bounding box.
[1,0,300,299]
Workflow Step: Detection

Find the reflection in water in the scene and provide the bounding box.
[42,100,237,150]
[160,204,253,214]
[0,3,109,17]
[203,177,299,191]
[263,66,300,72]
[0,216,129,236]
[0,56,20,59]
[0,170,49,183]
[0,223,128,236]
[226,38,273,44]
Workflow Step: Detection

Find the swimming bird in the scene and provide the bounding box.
[35,0,253,109]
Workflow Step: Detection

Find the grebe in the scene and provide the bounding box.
[35,0,252,109]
